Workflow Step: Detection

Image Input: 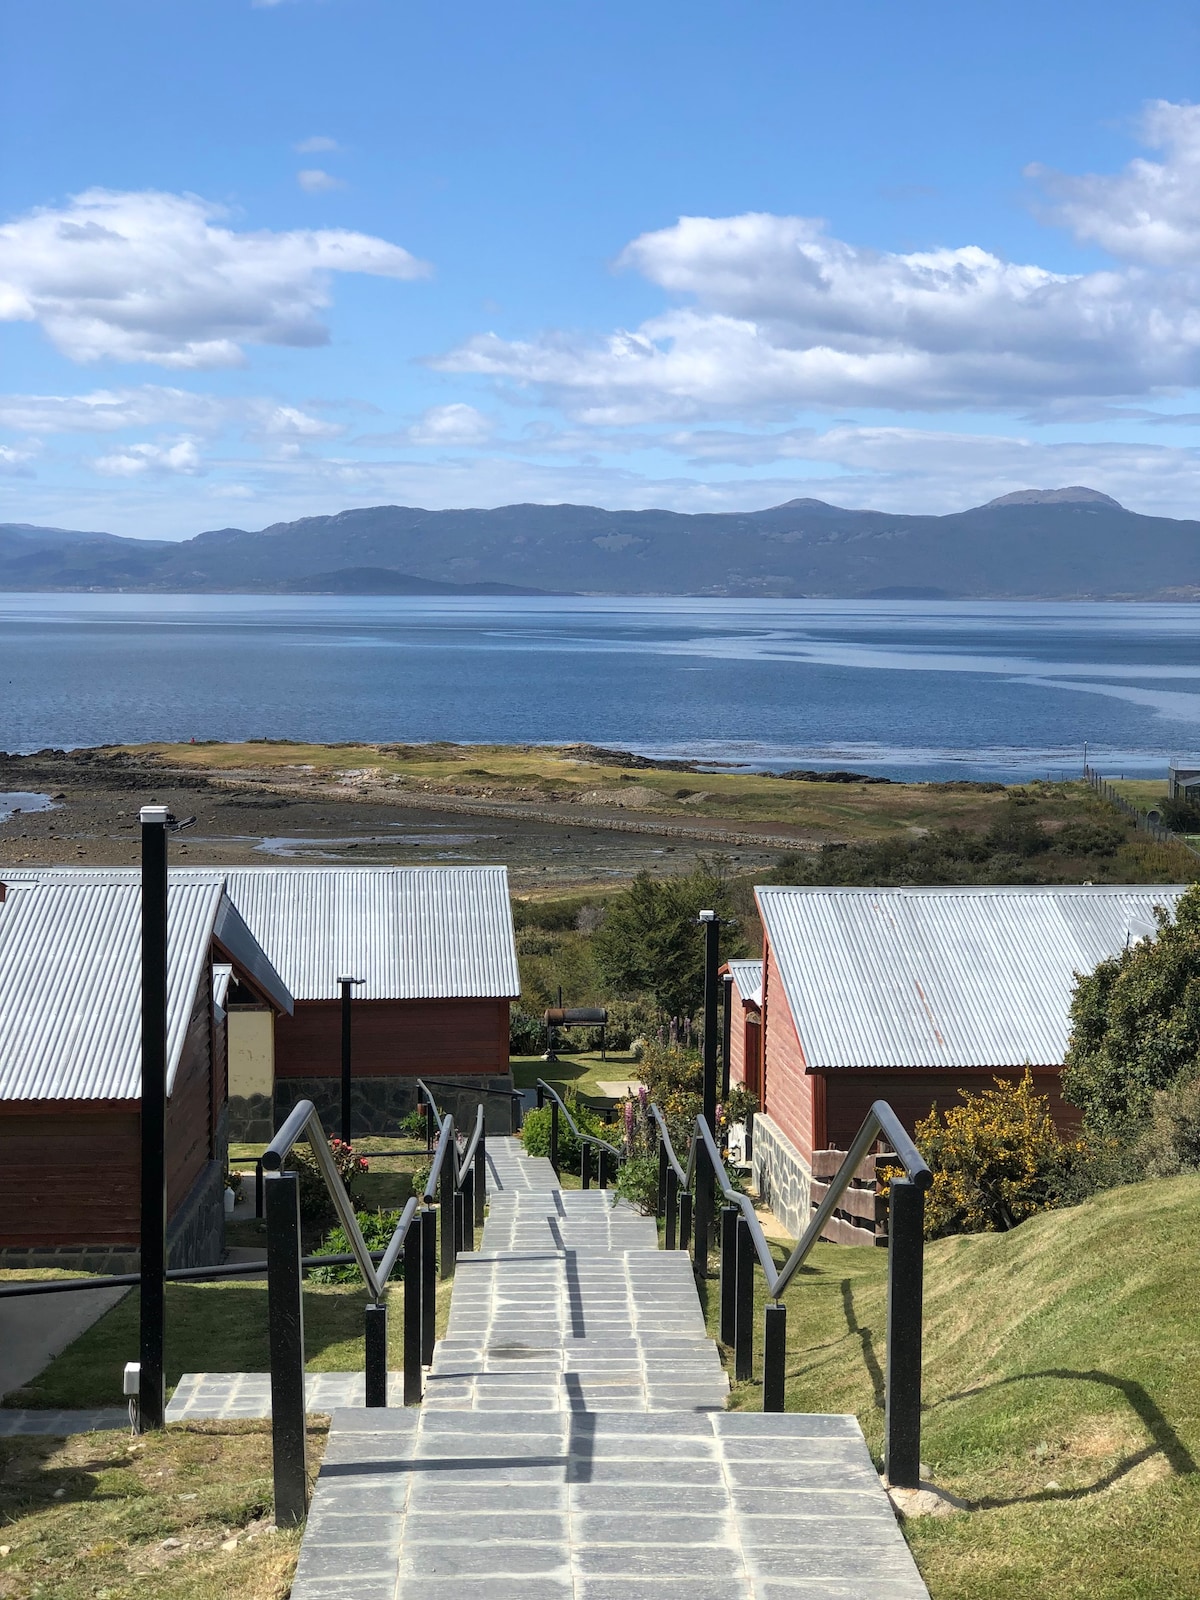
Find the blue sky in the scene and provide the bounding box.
[2,0,1200,538]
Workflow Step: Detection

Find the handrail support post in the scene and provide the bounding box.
[264,1169,308,1525]
[884,1178,925,1489]
[364,1300,388,1408]
[403,1221,423,1405]
[719,1205,738,1346]
[734,1215,755,1382]
[763,1301,786,1412]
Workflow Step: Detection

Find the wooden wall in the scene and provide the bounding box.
[165,964,215,1217]
[760,936,820,1157]
[273,997,511,1080]
[823,1066,1078,1152]
[726,990,761,1099]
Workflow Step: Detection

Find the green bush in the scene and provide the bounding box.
[509,1008,547,1055]
[308,1208,402,1283]
[520,1099,612,1175]
[614,1155,659,1214]
[1134,1073,1200,1177]
[284,1139,370,1224]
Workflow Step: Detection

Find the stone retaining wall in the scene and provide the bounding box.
[751,1111,812,1239]
[273,1073,518,1138]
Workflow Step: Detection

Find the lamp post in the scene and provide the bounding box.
[339,976,365,1145]
[138,804,194,1431]
[694,910,721,1278]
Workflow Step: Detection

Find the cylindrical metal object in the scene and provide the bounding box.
[719,1205,738,1346]
[440,1164,455,1279]
[763,1302,787,1412]
[734,1215,755,1382]
[403,1220,423,1405]
[550,1100,560,1176]
[364,1301,388,1408]
[657,1143,668,1217]
[474,1131,487,1227]
[665,1167,678,1250]
[265,1170,308,1524]
[139,806,169,1432]
[693,1163,711,1279]
[421,1207,437,1362]
[461,1170,474,1253]
[679,1190,693,1254]
[340,979,353,1146]
[884,1179,925,1489]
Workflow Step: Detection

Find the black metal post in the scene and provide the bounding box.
[537,1084,545,1109]
[265,1169,308,1524]
[474,1131,487,1227]
[440,1164,455,1279]
[425,1095,435,1155]
[693,911,720,1281]
[884,1179,925,1489]
[599,1147,609,1190]
[721,972,734,1102]
[657,1143,668,1216]
[549,1099,560,1176]
[364,1301,388,1407]
[461,1169,474,1253]
[693,1156,710,1280]
[255,1159,264,1221]
[403,1220,423,1405]
[665,1167,678,1250]
[139,803,169,1432]
[719,1205,738,1346]
[454,1188,464,1256]
[679,1189,693,1253]
[581,1142,591,1189]
[734,1215,755,1381]
[763,1302,786,1412]
[338,976,363,1146]
[420,1206,437,1363]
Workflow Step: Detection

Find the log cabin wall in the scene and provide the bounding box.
[273,997,511,1081]
[822,1065,1079,1151]
[761,936,819,1157]
[164,963,216,1218]
[0,1103,141,1248]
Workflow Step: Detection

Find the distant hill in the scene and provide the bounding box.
[3,485,1199,598]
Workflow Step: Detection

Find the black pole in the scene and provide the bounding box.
[884,1179,925,1489]
[657,1143,668,1216]
[679,1190,693,1254]
[461,1170,474,1253]
[694,911,720,1279]
[265,1169,308,1524]
[719,1205,738,1346]
[721,973,734,1102]
[364,1301,388,1408]
[581,1142,591,1189]
[338,977,362,1145]
[665,1167,678,1250]
[550,1099,560,1177]
[474,1130,487,1228]
[763,1302,786,1412]
[139,803,169,1432]
[734,1215,755,1381]
[440,1163,456,1279]
[420,1206,437,1363]
[403,1220,423,1405]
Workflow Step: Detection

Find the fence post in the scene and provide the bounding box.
[734,1215,754,1382]
[719,1205,738,1346]
[599,1147,609,1190]
[474,1131,487,1227]
[693,1162,711,1279]
[265,1169,308,1526]
[550,1100,560,1176]
[537,1084,545,1109]
[884,1178,925,1489]
[657,1143,668,1216]
[454,1188,465,1257]
[461,1169,475,1253]
[679,1190,693,1254]
[425,1097,435,1155]
[763,1301,786,1412]
[581,1142,592,1189]
[255,1158,264,1220]
[665,1167,678,1250]
[364,1301,388,1408]
[440,1163,455,1279]
[421,1206,437,1363]
[403,1220,422,1405]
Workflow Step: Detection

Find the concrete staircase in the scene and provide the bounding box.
[289,1137,931,1600]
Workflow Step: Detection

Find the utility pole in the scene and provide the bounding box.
[694,910,721,1278]
[339,977,365,1145]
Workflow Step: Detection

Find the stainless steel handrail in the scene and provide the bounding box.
[535,1078,623,1160]
[651,1099,931,1300]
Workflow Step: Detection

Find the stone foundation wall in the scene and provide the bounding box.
[751,1111,812,1240]
[273,1073,518,1138]
[228,1092,273,1145]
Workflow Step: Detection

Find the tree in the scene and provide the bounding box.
[592,858,742,1020]
[1063,884,1200,1133]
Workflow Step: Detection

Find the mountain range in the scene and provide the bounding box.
[2,486,1197,599]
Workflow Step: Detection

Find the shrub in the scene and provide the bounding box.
[1134,1073,1200,1177]
[1063,884,1200,1132]
[614,1155,659,1214]
[916,1072,1070,1238]
[520,1099,612,1175]
[309,1208,402,1284]
[285,1139,369,1223]
[639,1039,703,1102]
[509,1008,547,1055]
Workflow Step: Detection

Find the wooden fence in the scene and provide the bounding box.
[810,1149,889,1246]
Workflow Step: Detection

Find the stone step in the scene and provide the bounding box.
[289,1407,931,1600]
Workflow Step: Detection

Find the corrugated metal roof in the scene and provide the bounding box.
[0,874,226,1100]
[212,963,233,1012]
[1,864,520,1002]
[756,884,1186,1070]
[218,866,520,1001]
[727,959,763,1006]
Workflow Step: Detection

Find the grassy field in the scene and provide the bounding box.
[131,738,1064,840]
[510,1049,640,1102]
[0,1420,311,1600]
[706,1175,1200,1600]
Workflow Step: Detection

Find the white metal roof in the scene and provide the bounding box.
[756,884,1186,1070]
[0,874,223,1101]
[727,959,763,1007]
[218,866,520,1001]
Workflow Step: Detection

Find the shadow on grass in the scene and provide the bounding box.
[839,1278,885,1412]
[933,1368,1198,1508]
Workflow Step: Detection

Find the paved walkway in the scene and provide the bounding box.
[290,1137,930,1600]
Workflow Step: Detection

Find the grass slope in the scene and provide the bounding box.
[711,1175,1200,1600]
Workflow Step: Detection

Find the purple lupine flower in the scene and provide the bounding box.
[638,1084,648,1107]
[624,1101,635,1141]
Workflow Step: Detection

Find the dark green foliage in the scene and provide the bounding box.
[1161,796,1200,832]
[614,1155,659,1214]
[520,1100,612,1175]
[284,1139,370,1223]
[592,859,745,1019]
[509,1008,547,1054]
[1135,1074,1200,1176]
[309,1209,402,1284]
[1063,884,1200,1131]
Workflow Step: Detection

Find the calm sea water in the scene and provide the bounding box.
[3,592,1200,781]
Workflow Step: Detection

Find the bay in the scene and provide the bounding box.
[2,592,1199,781]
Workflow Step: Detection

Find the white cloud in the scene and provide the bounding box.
[0,445,36,477]
[294,136,341,154]
[0,188,429,368]
[357,403,495,449]
[297,169,345,194]
[438,106,1200,420]
[0,385,346,441]
[92,438,204,477]
[1031,101,1200,266]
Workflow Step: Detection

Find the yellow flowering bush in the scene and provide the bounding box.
[916,1070,1073,1238]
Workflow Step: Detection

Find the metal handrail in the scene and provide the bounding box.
[535,1078,623,1160]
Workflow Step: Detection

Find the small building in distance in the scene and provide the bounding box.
[219,865,521,1139]
[723,959,762,1100]
[752,883,1183,1237]
[1168,760,1200,803]
[0,873,291,1271]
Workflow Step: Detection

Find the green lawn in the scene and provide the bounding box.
[510,1049,641,1103]
[704,1175,1200,1600]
